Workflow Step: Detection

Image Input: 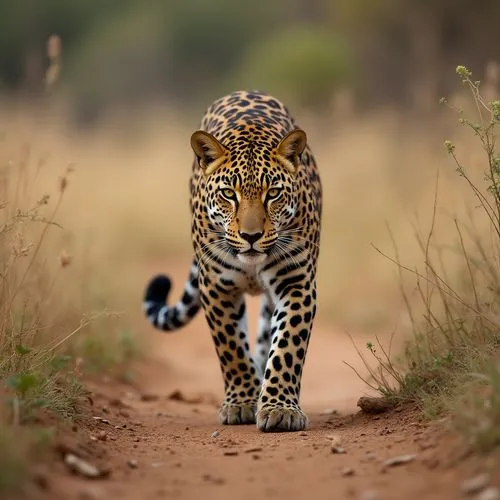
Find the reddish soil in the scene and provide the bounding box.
[21,262,500,500]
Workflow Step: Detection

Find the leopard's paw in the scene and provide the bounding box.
[256,405,308,432]
[218,402,256,425]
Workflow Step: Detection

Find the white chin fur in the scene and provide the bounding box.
[237,253,267,265]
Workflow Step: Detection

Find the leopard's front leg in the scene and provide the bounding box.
[199,280,261,425]
[256,274,317,432]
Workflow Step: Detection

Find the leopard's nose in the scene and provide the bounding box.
[239,231,263,245]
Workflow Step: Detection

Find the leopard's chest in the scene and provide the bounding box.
[213,265,264,297]
[245,273,263,296]
[236,267,264,296]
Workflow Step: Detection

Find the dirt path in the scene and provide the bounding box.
[30,262,499,500]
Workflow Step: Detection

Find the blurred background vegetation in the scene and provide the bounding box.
[0,0,499,335]
[1,0,500,125]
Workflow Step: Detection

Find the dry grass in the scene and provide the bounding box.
[0,149,86,417]
[0,90,488,352]
[0,147,80,494]
[352,67,500,452]
[0,116,133,494]
[0,96,485,334]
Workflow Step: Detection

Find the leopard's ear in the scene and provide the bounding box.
[276,129,307,175]
[190,131,227,175]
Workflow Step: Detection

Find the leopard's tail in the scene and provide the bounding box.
[143,258,201,332]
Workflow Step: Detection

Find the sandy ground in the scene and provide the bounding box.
[21,260,500,500]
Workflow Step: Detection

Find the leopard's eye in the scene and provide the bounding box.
[220,188,237,201]
[266,187,282,200]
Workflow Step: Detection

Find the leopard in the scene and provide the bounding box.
[143,90,322,432]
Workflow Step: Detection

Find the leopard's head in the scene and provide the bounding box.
[191,128,307,265]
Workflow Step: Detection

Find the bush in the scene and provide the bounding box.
[232,27,355,110]
[0,156,88,421]
[354,66,500,452]
[0,134,122,493]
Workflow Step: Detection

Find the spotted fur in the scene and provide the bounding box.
[143,90,322,432]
